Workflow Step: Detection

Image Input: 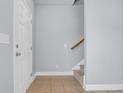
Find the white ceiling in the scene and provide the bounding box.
[34,0,75,5]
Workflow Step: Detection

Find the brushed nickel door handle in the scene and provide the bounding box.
[16,52,21,56]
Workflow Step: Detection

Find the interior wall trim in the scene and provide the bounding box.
[35,71,73,76]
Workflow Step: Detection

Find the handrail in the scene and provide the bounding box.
[71,38,84,50]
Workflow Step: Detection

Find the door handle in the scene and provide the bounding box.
[16,52,21,56]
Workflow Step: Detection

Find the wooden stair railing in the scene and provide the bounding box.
[71,38,84,50]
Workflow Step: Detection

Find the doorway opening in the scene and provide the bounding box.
[31,0,85,92]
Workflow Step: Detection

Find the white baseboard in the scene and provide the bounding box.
[35,71,73,76]
[84,84,123,91]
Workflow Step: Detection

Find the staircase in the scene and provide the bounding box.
[72,59,85,86]
[70,37,85,86]
[73,65,84,86]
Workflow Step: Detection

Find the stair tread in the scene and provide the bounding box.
[73,70,84,77]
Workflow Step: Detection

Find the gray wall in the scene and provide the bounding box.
[34,5,84,72]
[0,0,13,93]
[84,0,123,84]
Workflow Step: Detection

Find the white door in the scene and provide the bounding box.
[23,5,33,91]
[14,0,32,93]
